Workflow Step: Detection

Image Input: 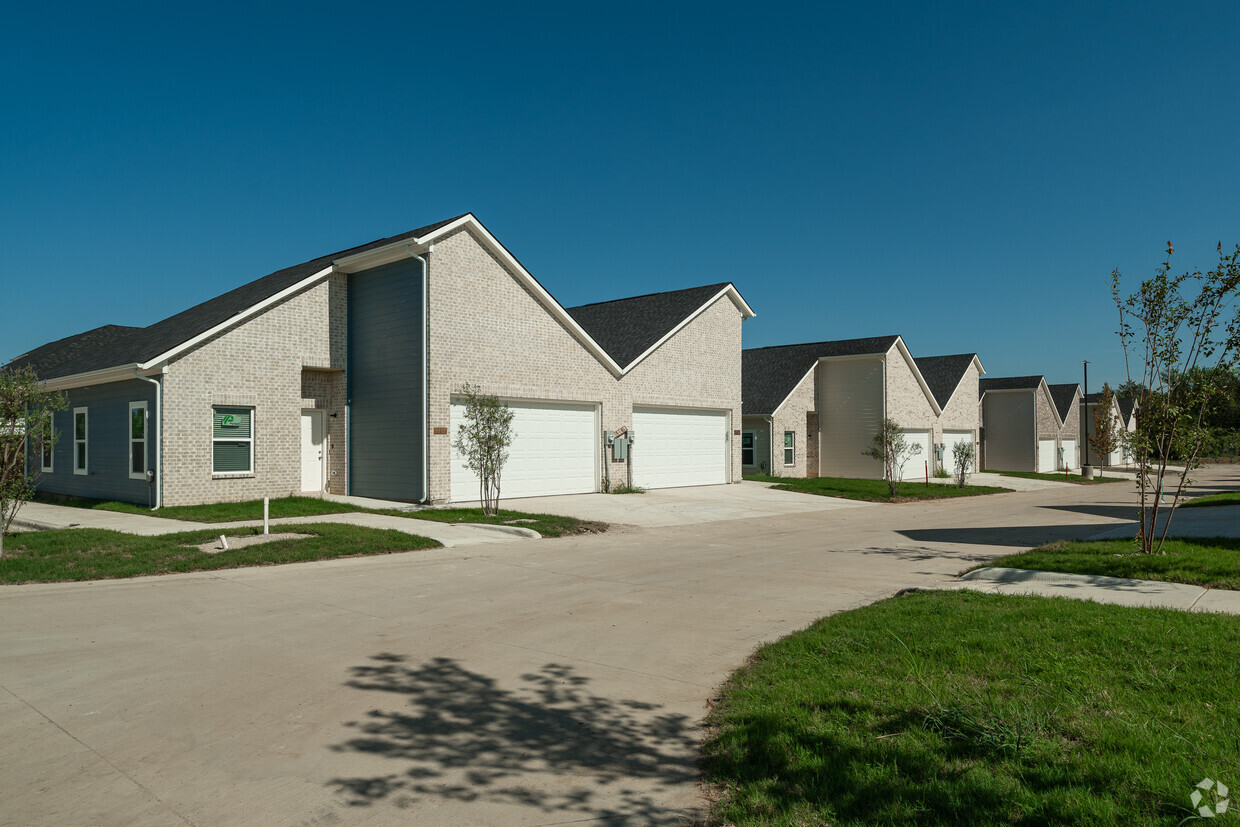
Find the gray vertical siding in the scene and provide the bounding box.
[983,393,1035,471]
[36,378,158,505]
[348,258,426,501]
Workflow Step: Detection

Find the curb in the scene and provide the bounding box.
[961,566,1146,588]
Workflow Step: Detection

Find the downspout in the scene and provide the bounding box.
[133,368,164,510]
[767,416,775,475]
[406,244,431,504]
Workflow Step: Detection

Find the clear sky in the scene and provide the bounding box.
[3,1,1238,391]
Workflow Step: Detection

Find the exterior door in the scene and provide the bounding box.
[631,407,729,489]
[897,430,932,480]
[1061,438,1077,470]
[1037,438,1057,473]
[941,431,975,475]
[301,410,326,492]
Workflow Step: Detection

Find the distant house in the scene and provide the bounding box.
[914,354,985,474]
[742,336,941,480]
[1084,392,1136,466]
[1047,383,1083,469]
[979,376,1063,472]
[11,214,755,507]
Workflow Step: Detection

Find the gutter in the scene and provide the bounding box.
[406,244,432,504]
[132,368,164,509]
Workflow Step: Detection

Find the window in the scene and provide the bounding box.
[741,431,755,466]
[37,413,54,473]
[783,431,795,466]
[212,406,253,474]
[73,408,88,475]
[129,402,148,479]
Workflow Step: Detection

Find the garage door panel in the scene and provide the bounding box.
[1037,438,1057,473]
[898,430,932,480]
[1061,438,1077,470]
[942,431,975,475]
[632,408,727,489]
[450,400,596,501]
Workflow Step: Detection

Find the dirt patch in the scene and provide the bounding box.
[192,533,313,554]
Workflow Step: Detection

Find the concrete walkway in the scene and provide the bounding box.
[949,566,1240,614]
[9,500,540,548]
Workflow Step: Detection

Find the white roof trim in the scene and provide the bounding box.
[42,364,147,391]
[770,363,817,418]
[618,285,755,375]
[138,265,336,370]
[1038,378,1064,429]
[932,354,985,411]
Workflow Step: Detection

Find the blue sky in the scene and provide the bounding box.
[3,1,1238,390]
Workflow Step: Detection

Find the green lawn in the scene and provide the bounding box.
[746,474,1007,502]
[981,469,1126,485]
[0,523,441,584]
[702,590,1240,825]
[982,536,1240,590]
[1181,491,1240,508]
[33,494,603,538]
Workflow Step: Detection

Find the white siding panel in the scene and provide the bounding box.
[450,400,597,501]
[632,408,728,488]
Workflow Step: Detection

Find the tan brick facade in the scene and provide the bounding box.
[884,347,937,433]
[768,367,815,477]
[160,275,347,506]
[424,227,744,501]
[932,360,981,471]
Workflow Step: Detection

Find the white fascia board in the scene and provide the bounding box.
[891,338,942,417]
[137,265,336,370]
[935,354,986,412]
[770,363,817,418]
[617,285,752,375]
[41,364,146,391]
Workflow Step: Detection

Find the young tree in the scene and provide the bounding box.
[1,366,67,557]
[1113,241,1240,554]
[862,418,923,497]
[451,384,515,516]
[1088,382,1120,477]
[951,440,976,488]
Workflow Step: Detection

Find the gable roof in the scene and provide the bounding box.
[1117,397,1137,426]
[914,353,982,409]
[11,214,754,385]
[981,375,1062,428]
[742,336,903,415]
[566,283,736,368]
[1046,383,1082,422]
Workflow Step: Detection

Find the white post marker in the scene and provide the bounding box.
[263,497,270,535]
[219,535,229,551]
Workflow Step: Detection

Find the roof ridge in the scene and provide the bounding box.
[566,282,732,311]
[743,335,900,353]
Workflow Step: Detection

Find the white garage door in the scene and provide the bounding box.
[632,407,728,489]
[942,431,974,475]
[1061,438,1077,470]
[898,430,932,481]
[450,400,597,502]
[1037,438,1057,473]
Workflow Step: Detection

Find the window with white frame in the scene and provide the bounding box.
[212,406,253,474]
[783,431,795,466]
[741,431,755,466]
[73,407,88,475]
[129,402,148,479]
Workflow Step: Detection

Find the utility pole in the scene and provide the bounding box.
[1081,360,1090,468]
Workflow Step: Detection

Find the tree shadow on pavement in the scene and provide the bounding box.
[898,522,1119,547]
[328,654,699,825]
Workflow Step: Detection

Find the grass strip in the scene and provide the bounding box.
[981,469,1125,485]
[982,536,1240,590]
[702,590,1240,826]
[0,523,440,584]
[746,474,1007,502]
[1181,491,1240,508]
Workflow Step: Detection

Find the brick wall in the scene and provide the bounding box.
[885,347,937,432]
[767,366,815,477]
[425,227,745,501]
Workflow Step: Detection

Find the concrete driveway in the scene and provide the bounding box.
[1,469,1233,825]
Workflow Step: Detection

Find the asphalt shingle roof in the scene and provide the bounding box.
[980,375,1044,393]
[565,283,734,368]
[1046,383,1082,422]
[913,354,977,409]
[1117,397,1137,425]
[9,215,468,379]
[742,336,900,415]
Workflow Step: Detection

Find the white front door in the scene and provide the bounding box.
[632,407,729,489]
[301,410,326,492]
